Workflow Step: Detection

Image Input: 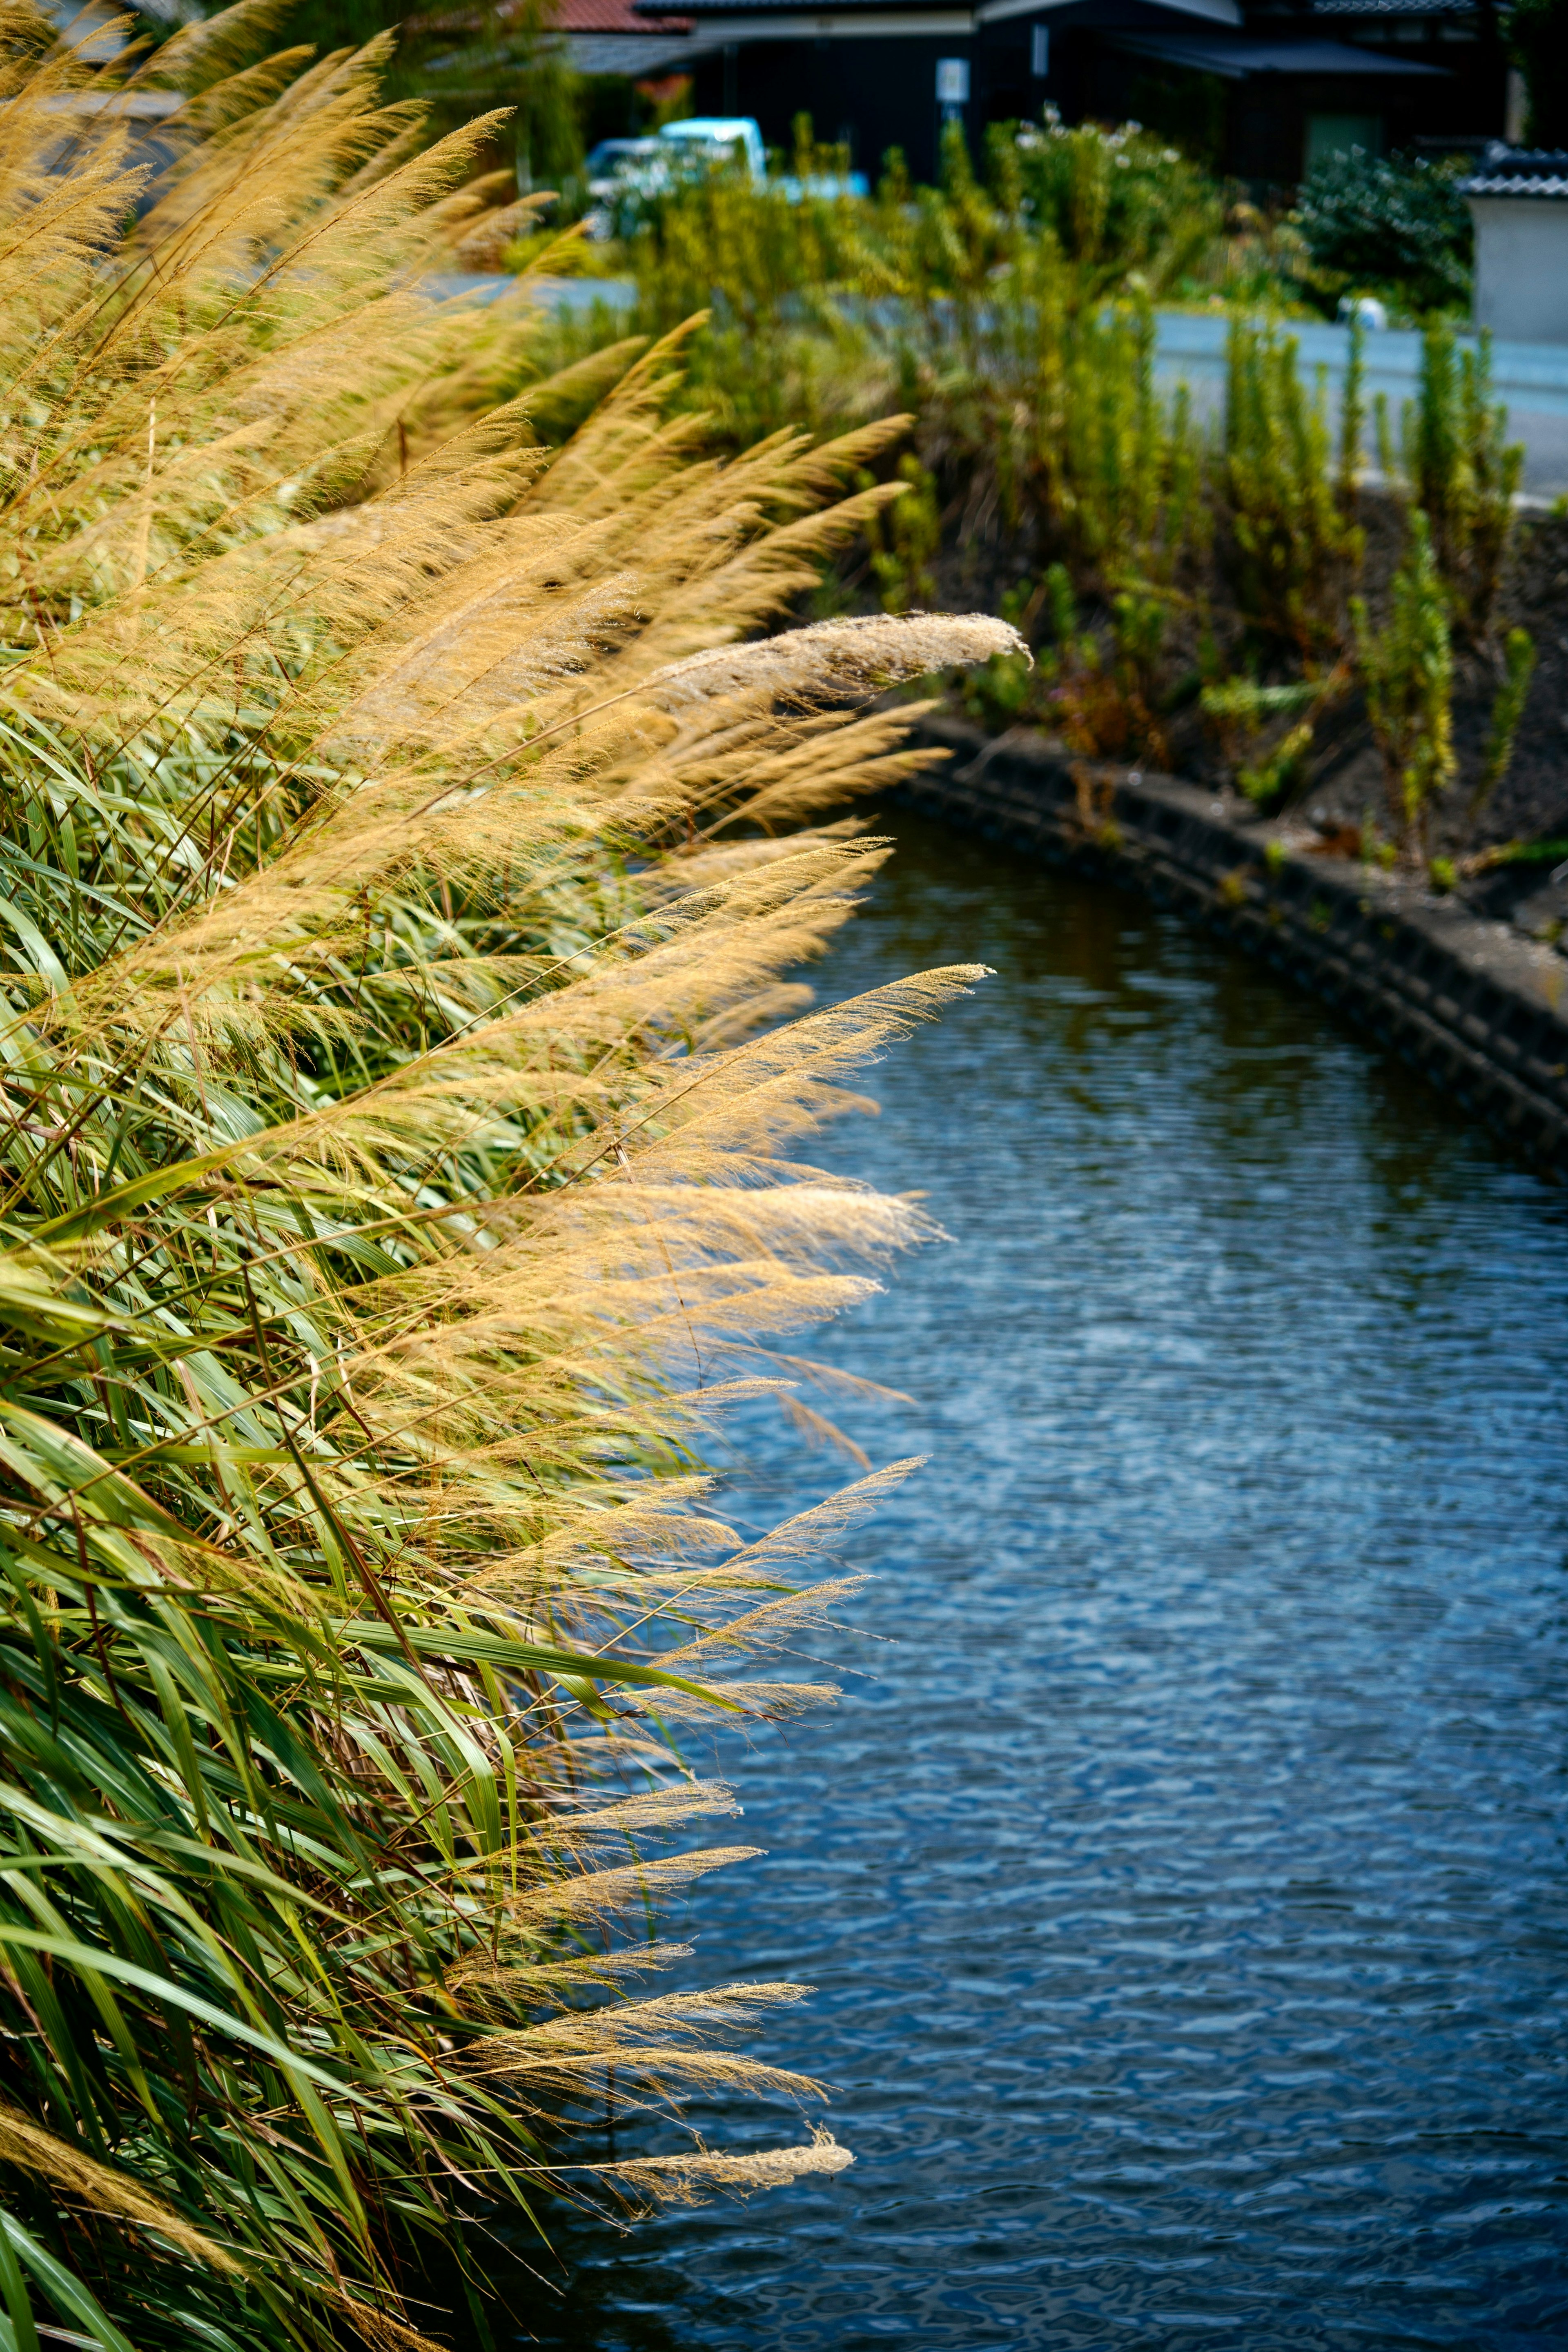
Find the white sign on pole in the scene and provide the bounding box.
[935,57,969,104]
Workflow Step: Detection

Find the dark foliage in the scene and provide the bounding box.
[1292,146,1472,315]
[1509,0,1568,145]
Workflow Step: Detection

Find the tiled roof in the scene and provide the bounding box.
[1457,145,1568,198]
[558,0,691,29]
[411,0,690,36]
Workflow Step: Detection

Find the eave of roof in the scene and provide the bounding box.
[566,29,710,67]
[1313,0,1475,13]
[643,0,1240,21]
[1111,25,1446,71]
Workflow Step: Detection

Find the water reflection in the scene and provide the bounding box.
[498,817,1568,2350]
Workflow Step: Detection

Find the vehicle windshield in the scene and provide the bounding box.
[584,138,661,175]
[657,118,762,174]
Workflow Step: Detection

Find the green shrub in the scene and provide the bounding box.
[1216,317,1364,653]
[1465,626,1538,838]
[1023,301,1207,595]
[1199,668,1351,806]
[1399,322,1523,643]
[867,454,942,610]
[1352,509,1457,854]
[1292,147,1472,315]
[1010,107,1222,296]
[588,111,1229,464]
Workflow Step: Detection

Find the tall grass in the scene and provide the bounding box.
[0,11,1019,2347]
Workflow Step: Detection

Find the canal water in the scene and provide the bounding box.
[505,814,1568,2350]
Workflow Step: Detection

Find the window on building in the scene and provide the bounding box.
[1305,112,1383,172]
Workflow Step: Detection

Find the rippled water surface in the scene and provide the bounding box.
[499,817,1568,2350]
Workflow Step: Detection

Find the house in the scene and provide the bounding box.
[410,0,710,110]
[551,0,708,82]
[634,0,1506,185]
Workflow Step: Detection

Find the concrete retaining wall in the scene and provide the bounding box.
[900,715,1568,1175]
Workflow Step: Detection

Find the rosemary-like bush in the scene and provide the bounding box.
[0,11,1020,2348]
[1395,321,1523,643]
[1216,316,1363,655]
[1352,509,1456,852]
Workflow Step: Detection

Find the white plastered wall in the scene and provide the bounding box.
[1469,196,1568,346]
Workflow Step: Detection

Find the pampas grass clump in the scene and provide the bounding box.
[0,8,1006,2348]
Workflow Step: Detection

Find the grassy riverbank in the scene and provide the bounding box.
[0,15,1023,2347]
[519,134,1564,907]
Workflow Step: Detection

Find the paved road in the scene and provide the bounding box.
[423,272,1568,500]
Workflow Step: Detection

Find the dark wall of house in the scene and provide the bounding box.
[690,36,978,179]
[689,8,1507,190]
[1082,42,1506,183]
[1073,47,1506,184]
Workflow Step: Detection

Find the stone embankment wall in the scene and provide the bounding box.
[902,715,1568,1175]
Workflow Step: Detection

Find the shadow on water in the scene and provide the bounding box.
[478,816,1568,2351]
[419,2207,692,2352]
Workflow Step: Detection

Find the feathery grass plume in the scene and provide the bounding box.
[0,19,1002,2350]
[650,612,1028,707]
[597,2124,855,2209]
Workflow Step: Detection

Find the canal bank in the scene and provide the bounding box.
[901,714,1568,1178]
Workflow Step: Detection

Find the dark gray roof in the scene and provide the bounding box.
[637,0,905,11]
[1313,0,1475,14]
[1457,147,1568,198]
[1112,26,1446,72]
[564,29,710,65]
[639,0,1245,17]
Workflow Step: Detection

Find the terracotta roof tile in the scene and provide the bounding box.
[410,0,690,37]
[558,0,691,27]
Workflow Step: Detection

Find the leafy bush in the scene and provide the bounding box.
[1292,147,1472,316]
[1009,107,1222,295]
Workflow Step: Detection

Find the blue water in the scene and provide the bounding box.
[499,816,1568,2350]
